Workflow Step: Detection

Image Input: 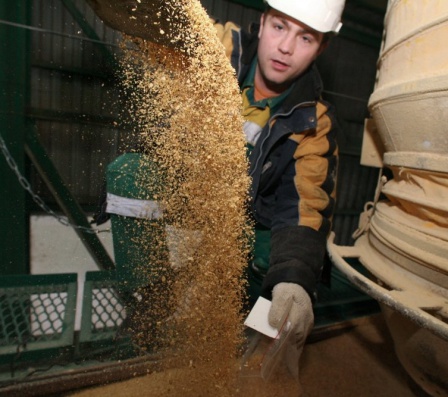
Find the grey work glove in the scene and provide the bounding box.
[268,282,314,381]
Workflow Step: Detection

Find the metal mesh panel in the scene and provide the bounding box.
[80,271,127,342]
[0,274,77,355]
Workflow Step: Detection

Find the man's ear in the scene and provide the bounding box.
[258,13,265,39]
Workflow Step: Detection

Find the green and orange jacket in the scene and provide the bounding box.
[216,21,339,301]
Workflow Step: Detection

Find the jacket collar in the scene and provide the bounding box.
[280,63,323,112]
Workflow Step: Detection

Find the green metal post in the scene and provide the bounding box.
[0,1,31,275]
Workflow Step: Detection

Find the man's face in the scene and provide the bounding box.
[256,9,325,94]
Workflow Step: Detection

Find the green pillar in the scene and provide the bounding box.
[0,1,31,275]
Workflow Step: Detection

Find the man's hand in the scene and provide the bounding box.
[268,283,314,380]
[269,282,314,331]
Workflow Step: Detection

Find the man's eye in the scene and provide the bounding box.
[273,24,284,30]
[302,35,312,43]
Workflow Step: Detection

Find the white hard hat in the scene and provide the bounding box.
[265,0,345,33]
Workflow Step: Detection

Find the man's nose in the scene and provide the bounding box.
[278,33,295,54]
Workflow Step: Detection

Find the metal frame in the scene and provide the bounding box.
[0,273,77,357]
[327,232,448,341]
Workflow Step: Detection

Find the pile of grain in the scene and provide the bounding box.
[112,0,252,393]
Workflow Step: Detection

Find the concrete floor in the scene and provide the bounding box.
[301,314,422,397]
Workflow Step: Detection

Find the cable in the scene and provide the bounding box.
[0,18,122,49]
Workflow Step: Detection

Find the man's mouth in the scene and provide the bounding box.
[271,59,289,71]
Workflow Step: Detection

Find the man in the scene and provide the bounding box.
[215,0,344,361]
[95,0,344,374]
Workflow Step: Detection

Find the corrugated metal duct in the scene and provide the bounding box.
[329,1,448,396]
